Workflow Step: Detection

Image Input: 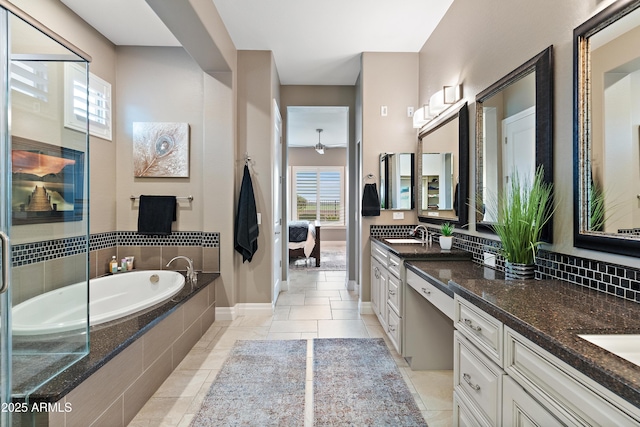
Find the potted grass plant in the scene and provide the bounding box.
[439,222,454,250]
[491,166,554,280]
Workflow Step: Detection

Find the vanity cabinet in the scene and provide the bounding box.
[453,294,640,426]
[370,241,402,353]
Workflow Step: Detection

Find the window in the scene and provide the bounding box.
[291,166,344,226]
[11,60,49,101]
[64,63,112,140]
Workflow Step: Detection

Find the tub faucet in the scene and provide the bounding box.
[166,256,197,284]
[411,224,431,246]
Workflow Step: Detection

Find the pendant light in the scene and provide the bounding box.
[314,128,325,154]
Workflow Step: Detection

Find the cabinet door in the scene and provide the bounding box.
[502,376,567,427]
[371,257,380,315]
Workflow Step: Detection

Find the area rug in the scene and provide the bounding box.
[190,340,307,426]
[289,248,347,271]
[313,338,426,426]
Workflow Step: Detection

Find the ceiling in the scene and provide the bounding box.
[60,0,453,149]
[60,0,453,85]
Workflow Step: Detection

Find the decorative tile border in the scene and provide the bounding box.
[13,231,221,267]
[370,224,640,304]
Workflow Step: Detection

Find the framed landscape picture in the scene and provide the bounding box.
[11,137,85,225]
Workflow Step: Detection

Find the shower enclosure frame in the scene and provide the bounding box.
[0,2,92,423]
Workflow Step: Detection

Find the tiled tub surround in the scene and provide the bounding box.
[14,272,219,427]
[372,224,640,305]
[406,259,640,412]
[10,231,220,306]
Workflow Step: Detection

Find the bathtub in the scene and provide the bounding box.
[12,270,185,336]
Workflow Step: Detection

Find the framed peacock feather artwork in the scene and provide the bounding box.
[133,122,190,178]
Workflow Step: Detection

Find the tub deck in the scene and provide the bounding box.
[12,272,219,403]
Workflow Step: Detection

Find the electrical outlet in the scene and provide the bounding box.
[393,212,404,220]
[407,106,414,117]
[257,213,261,225]
[484,252,496,268]
[381,105,388,116]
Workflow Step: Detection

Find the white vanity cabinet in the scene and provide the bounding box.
[370,240,402,353]
[453,294,640,426]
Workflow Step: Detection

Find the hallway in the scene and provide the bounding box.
[129,270,453,426]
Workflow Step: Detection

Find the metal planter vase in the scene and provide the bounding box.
[505,261,535,280]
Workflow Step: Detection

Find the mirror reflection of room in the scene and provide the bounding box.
[480,72,536,223]
[420,115,458,219]
[379,152,414,210]
[588,6,640,236]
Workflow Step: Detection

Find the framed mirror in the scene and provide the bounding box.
[574,0,640,256]
[475,46,554,242]
[379,152,415,210]
[417,102,469,226]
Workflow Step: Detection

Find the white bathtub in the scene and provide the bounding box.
[12,270,185,336]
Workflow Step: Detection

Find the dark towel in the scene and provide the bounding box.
[235,165,259,262]
[362,183,381,216]
[137,195,176,235]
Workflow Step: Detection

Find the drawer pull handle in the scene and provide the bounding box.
[388,290,396,296]
[374,267,380,279]
[388,325,396,332]
[421,287,431,296]
[463,373,481,391]
[463,318,482,332]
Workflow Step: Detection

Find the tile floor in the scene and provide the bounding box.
[129,269,454,426]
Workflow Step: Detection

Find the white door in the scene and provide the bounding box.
[503,106,536,192]
[272,100,283,306]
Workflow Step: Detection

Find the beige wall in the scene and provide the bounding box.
[235,50,281,305]
[417,0,640,267]
[360,52,419,301]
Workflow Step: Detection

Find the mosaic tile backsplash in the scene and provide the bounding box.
[370,224,640,304]
[13,231,220,267]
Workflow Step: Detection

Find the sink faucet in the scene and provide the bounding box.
[166,256,197,284]
[411,224,431,246]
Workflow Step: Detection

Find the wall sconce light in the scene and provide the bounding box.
[314,128,325,154]
[413,84,463,129]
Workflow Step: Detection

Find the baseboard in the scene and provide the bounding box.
[215,306,237,321]
[359,301,373,315]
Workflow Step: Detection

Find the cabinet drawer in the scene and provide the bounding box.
[387,273,401,314]
[454,391,489,427]
[371,241,388,265]
[502,376,568,427]
[455,332,503,427]
[455,296,503,367]
[406,269,453,320]
[387,304,401,353]
[505,327,640,426]
[388,252,402,278]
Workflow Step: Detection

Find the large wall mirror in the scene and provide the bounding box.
[417,103,469,226]
[574,0,640,256]
[475,46,554,242]
[379,152,415,210]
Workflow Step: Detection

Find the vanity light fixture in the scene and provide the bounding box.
[413,84,463,129]
[314,128,325,154]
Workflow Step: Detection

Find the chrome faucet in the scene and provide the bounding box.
[411,224,431,246]
[166,256,197,284]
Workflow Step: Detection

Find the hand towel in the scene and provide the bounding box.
[137,195,176,235]
[362,183,381,216]
[235,165,259,262]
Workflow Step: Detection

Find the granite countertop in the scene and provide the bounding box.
[16,272,220,402]
[405,260,640,409]
[372,237,472,260]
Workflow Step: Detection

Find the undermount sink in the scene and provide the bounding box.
[578,334,640,366]
[384,238,424,244]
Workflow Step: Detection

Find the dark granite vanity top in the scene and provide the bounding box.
[15,272,219,402]
[405,259,640,409]
[372,237,472,260]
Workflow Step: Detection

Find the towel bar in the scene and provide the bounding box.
[130,195,193,202]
